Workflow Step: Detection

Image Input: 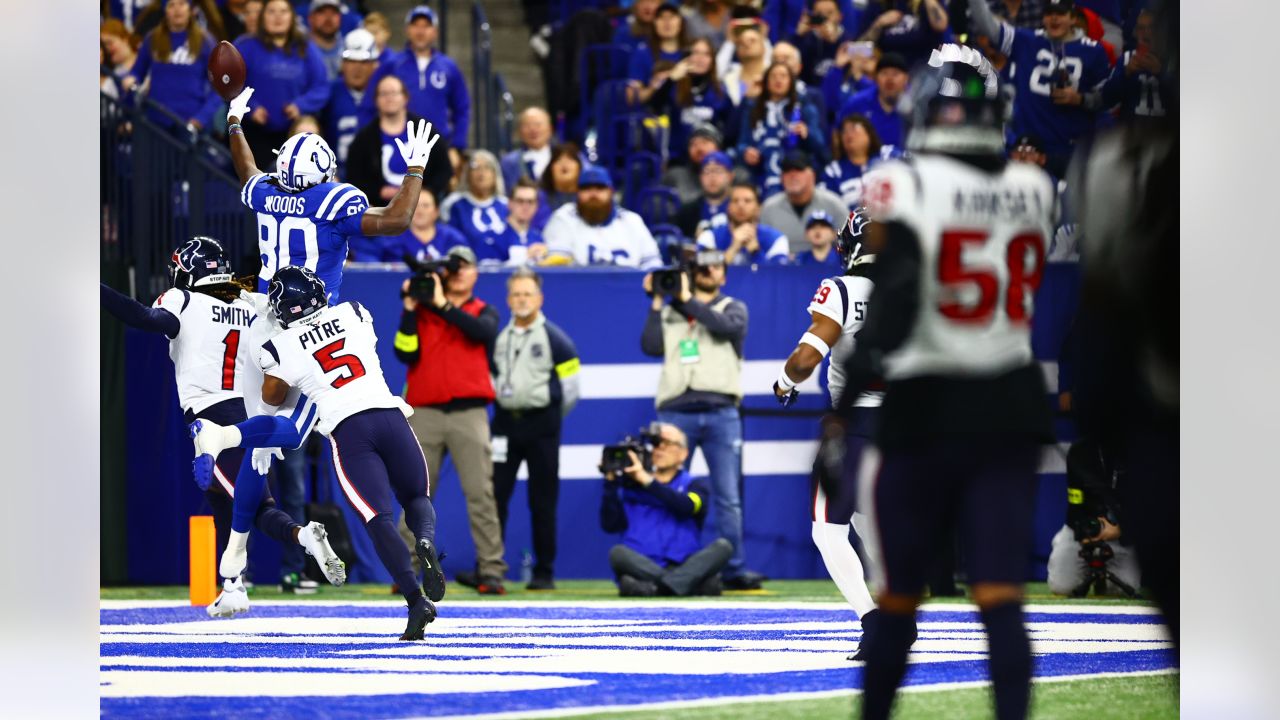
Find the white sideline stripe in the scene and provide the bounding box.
[421,669,1179,720]
[100,600,1163,614]
[577,361,1058,400]
[513,441,1069,481]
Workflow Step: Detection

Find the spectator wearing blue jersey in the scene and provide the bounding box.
[235,0,331,168]
[821,113,883,208]
[737,62,827,199]
[362,11,396,65]
[793,210,842,267]
[615,0,661,53]
[366,5,471,149]
[786,0,848,88]
[306,0,345,81]
[442,151,512,266]
[697,182,791,266]
[820,39,876,127]
[1097,8,1170,126]
[836,51,908,154]
[771,41,829,129]
[322,28,378,179]
[500,179,549,266]
[628,2,688,106]
[969,0,1111,176]
[858,0,951,69]
[675,151,734,239]
[347,75,455,207]
[121,0,221,133]
[374,189,469,264]
[986,0,1048,30]
[661,39,731,167]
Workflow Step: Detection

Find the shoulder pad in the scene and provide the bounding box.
[314,183,369,221]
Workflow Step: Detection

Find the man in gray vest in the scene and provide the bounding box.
[640,251,766,590]
[490,268,581,590]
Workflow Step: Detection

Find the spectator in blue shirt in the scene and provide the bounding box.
[371,189,469,263]
[442,150,511,264]
[859,0,952,68]
[628,2,688,106]
[362,11,396,65]
[645,38,732,166]
[614,0,661,53]
[836,51,908,154]
[793,210,842,267]
[499,178,550,266]
[697,182,791,266]
[121,0,221,133]
[737,62,828,199]
[323,28,378,178]
[821,112,887,209]
[820,39,876,128]
[770,41,829,130]
[366,5,471,148]
[786,0,848,88]
[234,0,331,167]
[675,150,734,239]
[306,0,345,81]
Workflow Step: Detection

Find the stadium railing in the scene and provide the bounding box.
[471,1,494,151]
[492,72,516,154]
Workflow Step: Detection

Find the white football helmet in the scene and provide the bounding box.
[275,132,337,192]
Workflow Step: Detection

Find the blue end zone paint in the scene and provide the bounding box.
[101,602,1173,719]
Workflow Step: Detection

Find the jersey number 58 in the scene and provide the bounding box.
[937,230,1045,324]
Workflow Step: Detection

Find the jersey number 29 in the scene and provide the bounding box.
[312,339,367,389]
[937,230,1045,324]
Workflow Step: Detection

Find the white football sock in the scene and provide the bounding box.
[219,530,250,580]
[812,521,877,617]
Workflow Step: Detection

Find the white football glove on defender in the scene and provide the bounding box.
[227,87,254,124]
[394,119,440,168]
[252,447,284,475]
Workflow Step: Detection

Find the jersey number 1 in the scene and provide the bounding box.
[937,230,1045,324]
[312,338,367,389]
[220,330,240,390]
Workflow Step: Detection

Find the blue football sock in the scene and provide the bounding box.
[230,454,268,534]
[235,415,303,449]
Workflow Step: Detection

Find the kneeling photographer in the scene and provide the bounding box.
[1046,439,1141,598]
[396,245,509,594]
[599,422,732,597]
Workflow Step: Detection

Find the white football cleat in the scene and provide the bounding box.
[299,522,347,586]
[190,419,239,458]
[207,576,250,618]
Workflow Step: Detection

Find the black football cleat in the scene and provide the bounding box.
[399,597,437,641]
[849,609,880,662]
[416,539,447,602]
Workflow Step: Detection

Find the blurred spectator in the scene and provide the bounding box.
[540,144,583,213]
[684,0,732,48]
[675,151,734,239]
[821,113,885,208]
[600,423,732,597]
[858,0,951,68]
[500,178,549,266]
[792,210,841,268]
[240,0,264,37]
[101,46,121,100]
[1010,134,1077,261]
[764,0,862,45]
[615,0,661,53]
[372,189,469,263]
[347,74,455,204]
[442,151,512,264]
[323,28,378,179]
[770,41,829,124]
[663,122,726,204]
[1098,8,1169,125]
[720,22,769,106]
[760,150,848,253]
[367,5,470,149]
[132,0,228,42]
[500,107,555,192]
[288,114,322,135]
[101,19,139,80]
[219,0,249,40]
[628,2,688,106]
[697,181,790,265]
[737,63,827,198]
[969,0,1111,176]
[662,38,732,165]
[1072,6,1117,65]
[235,0,330,168]
[835,51,908,154]
[395,245,508,595]
[362,11,396,65]
[820,38,876,128]
[544,167,662,268]
[986,0,1048,30]
[307,0,346,80]
[787,0,847,88]
[121,0,221,133]
[104,0,155,33]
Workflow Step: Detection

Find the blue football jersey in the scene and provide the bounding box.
[241,174,369,302]
[996,26,1111,156]
[443,195,510,262]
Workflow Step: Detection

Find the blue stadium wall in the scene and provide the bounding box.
[120,264,1080,585]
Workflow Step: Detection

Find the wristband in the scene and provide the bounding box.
[227,123,241,132]
[776,367,799,392]
[800,332,831,358]
[405,171,424,180]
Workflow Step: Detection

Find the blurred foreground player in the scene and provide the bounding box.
[773,208,902,661]
[100,237,344,617]
[193,266,447,640]
[841,46,1055,720]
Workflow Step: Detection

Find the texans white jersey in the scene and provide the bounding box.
[807,274,882,409]
[863,155,1055,380]
[153,289,258,414]
[259,301,410,435]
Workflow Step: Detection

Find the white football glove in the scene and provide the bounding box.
[252,447,284,475]
[227,87,255,124]
[394,119,440,168]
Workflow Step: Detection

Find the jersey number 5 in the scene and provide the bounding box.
[312,339,367,389]
[937,230,1045,324]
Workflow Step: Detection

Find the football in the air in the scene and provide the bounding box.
[208,41,246,101]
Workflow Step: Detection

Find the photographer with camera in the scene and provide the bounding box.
[1046,439,1141,597]
[600,423,733,597]
[395,245,508,594]
[640,247,765,590]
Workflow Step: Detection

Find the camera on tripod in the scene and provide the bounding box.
[402,254,463,305]
[600,422,663,480]
[650,245,726,298]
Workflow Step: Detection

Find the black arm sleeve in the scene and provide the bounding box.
[393,309,420,365]
[640,308,665,357]
[437,303,500,344]
[644,479,704,518]
[101,283,180,339]
[599,481,629,533]
[676,296,748,342]
[837,221,922,414]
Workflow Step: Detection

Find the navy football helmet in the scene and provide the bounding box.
[169,236,233,289]
[268,266,328,327]
[902,44,1007,157]
[835,208,874,275]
